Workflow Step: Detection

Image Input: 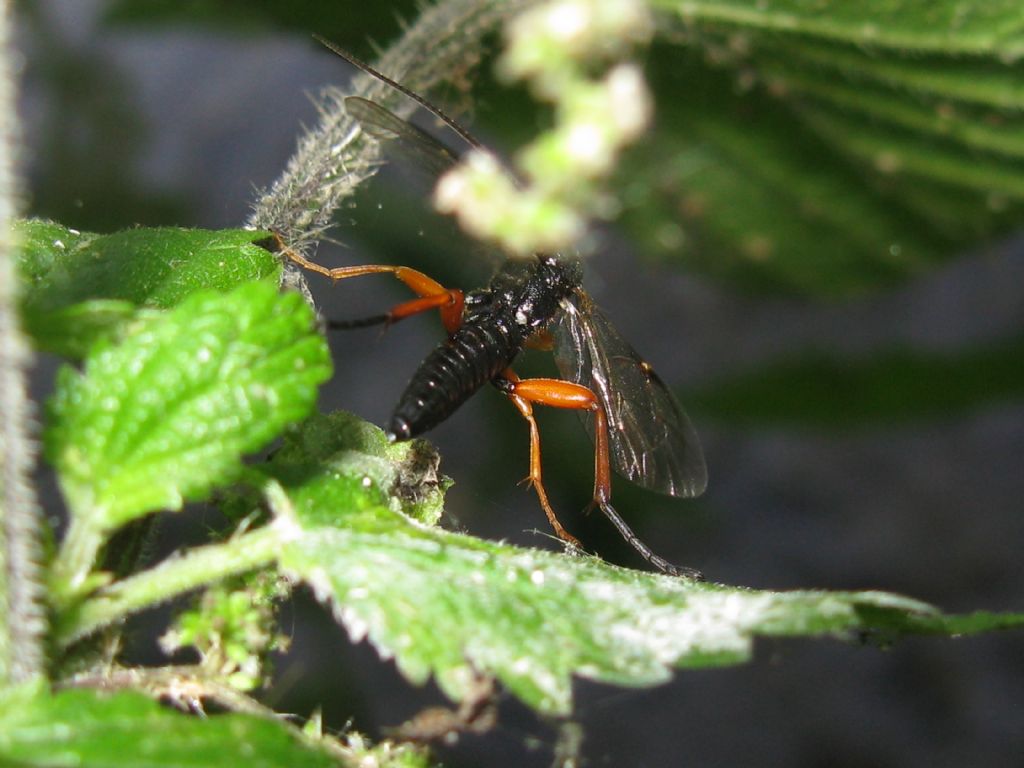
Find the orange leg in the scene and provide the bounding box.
[497,372,700,578]
[277,236,463,332]
[496,372,610,551]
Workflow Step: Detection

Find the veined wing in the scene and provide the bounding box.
[553,291,707,498]
[343,94,515,271]
[345,95,467,181]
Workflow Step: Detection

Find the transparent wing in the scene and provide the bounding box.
[345,95,466,181]
[553,292,707,498]
[343,95,508,270]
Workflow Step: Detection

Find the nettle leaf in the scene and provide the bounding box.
[750,35,1024,111]
[761,57,1024,161]
[46,280,331,530]
[15,220,280,356]
[0,682,338,768]
[668,0,1024,56]
[621,4,1024,296]
[626,53,945,296]
[268,411,449,528]
[269,414,1024,716]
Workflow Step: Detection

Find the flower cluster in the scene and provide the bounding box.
[434,0,654,257]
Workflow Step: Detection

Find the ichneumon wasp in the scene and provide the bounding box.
[281,37,707,576]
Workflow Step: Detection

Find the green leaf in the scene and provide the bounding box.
[666,0,1024,57]
[269,411,449,528]
[162,572,290,692]
[689,333,1024,429]
[0,681,338,768]
[623,26,1024,296]
[612,1,1024,297]
[761,54,1024,160]
[15,220,280,356]
[625,51,946,296]
[45,280,331,531]
[269,413,1024,716]
[797,100,1024,198]
[752,35,1024,111]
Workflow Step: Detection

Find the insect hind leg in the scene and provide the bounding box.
[499,373,701,579]
[589,498,703,579]
[496,370,582,550]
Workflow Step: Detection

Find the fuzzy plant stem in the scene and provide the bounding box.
[54,522,286,649]
[0,0,46,684]
[247,0,536,256]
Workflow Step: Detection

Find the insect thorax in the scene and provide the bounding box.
[464,255,583,338]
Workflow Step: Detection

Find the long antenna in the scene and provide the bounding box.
[312,34,482,150]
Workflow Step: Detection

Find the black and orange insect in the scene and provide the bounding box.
[286,38,707,576]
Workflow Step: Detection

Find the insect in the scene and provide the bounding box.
[286,38,708,576]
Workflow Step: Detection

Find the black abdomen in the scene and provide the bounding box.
[387,255,582,442]
[387,320,522,440]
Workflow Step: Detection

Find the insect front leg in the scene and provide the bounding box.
[271,234,464,332]
[323,264,463,333]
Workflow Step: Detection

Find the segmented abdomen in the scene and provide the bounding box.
[388,320,522,441]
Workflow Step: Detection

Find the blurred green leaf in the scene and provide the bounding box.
[625,51,946,295]
[162,572,290,692]
[0,681,338,768]
[666,0,1024,56]
[797,101,1024,198]
[267,413,1024,716]
[751,35,1024,111]
[689,333,1024,429]
[764,60,1024,160]
[16,220,280,357]
[623,6,1024,295]
[45,280,330,530]
[627,1,1024,295]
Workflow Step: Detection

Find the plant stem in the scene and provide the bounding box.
[55,522,284,649]
[64,665,281,719]
[0,0,46,684]
[248,0,534,252]
[49,516,107,609]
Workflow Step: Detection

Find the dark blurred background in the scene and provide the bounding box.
[20,1,1024,766]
